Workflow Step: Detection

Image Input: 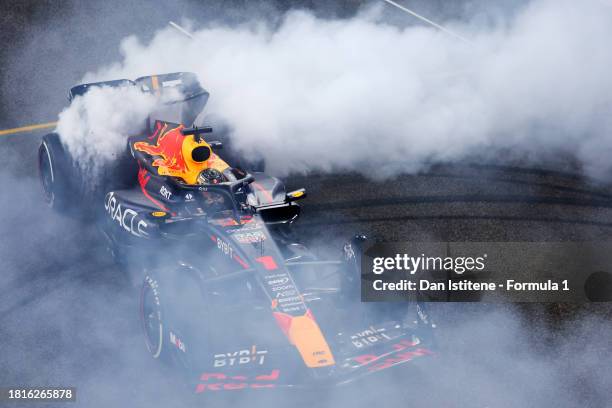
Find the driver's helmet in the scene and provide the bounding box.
[196,168,229,212]
[197,168,225,185]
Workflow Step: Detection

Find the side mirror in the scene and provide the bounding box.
[286,188,306,202]
[208,141,223,150]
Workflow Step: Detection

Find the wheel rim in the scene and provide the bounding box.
[39,144,54,204]
[140,280,163,358]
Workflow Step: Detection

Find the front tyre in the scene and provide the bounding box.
[140,268,209,384]
[141,274,166,360]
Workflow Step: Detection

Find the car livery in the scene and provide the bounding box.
[38,71,437,394]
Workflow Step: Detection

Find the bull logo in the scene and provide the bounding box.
[134,122,228,185]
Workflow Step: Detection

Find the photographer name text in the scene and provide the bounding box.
[372,279,570,292]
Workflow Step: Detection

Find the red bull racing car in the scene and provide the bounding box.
[38,72,436,393]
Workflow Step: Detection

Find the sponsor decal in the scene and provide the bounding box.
[265,273,306,314]
[227,220,263,233]
[104,192,148,237]
[185,193,194,201]
[278,296,301,304]
[213,236,249,268]
[266,276,289,286]
[195,369,280,393]
[214,345,267,367]
[351,339,432,372]
[281,306,303,313]
[215,237,234,258]
[232,230,266,244]
[169,331,186,353]
[271,285,293,292]
[160,185,172,200]
[350,327,392,348]
[272,285,298,298]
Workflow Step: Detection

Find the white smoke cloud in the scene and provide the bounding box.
[59,0,612,179]
[56,86,156,171]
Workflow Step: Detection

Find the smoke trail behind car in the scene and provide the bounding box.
[57,0,612,181]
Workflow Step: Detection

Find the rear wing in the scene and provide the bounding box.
[68,79,135,101]
[68,72,208,126]
[136,72,209,127]
[134,72,208,101]
[67,72,208,102]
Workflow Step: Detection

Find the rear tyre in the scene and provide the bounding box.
[39,133,137,217]
[38,133,74,213]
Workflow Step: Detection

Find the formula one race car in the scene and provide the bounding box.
[38,72,436,392]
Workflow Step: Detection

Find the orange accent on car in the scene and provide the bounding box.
[151,75,160,94]
[272,310,335,368]
[273,311,292,338]
[214,218,240,227]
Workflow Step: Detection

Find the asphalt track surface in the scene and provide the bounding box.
[0,126,611,407]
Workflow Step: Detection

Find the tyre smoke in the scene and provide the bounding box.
[56,86,156,173]
[57,0,612,179]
